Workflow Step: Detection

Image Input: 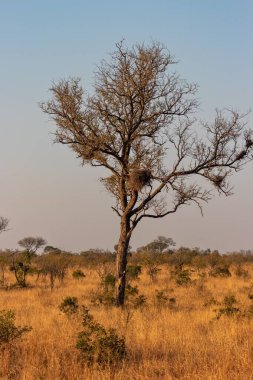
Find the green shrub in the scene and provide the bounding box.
[91,291,115,307]
[0,310,31,345]
[126,265,142,281]
[76,306,126,366]
[72,269,86,279]
[125,284,146,308]
[209,265,231,277]
[175,269,192,286]
[103,274,116,291]
[155,290,176,308]
[91,273,116,306]
[125,284,138,297]
[216,295,240,319]
[59,297,79,316]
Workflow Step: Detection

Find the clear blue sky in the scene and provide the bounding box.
[1,0,253,252]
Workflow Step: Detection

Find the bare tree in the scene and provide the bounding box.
[41,41,253,306]
[0,217,9,234]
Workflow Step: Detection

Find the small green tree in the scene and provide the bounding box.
[59,297,79,317]
[76,306,126,365]
[216,295,240,319]
[0,310,31,345]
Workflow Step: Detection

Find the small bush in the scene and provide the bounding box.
[125,284,146,308]
[216,295,240,319]
[103,274,116,291]
[92,276,145,308]
[155,290,176,308]
[0,310,31,345]
[175,269,192,286]
[125,284,138,297]
[126,265,142,281]
[91,273,116,306]
[76,306,126,366]
[91,291,115,307]
[155,290,169,307]
[209,265,231,277]
[72,270,86,279]
[59,297,79,316]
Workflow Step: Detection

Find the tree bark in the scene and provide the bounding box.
[115,215,131,307]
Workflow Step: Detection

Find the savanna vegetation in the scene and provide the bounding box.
[1,241,253,379]
[1,39,253,380]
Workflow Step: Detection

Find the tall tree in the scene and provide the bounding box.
[41,41,253,306]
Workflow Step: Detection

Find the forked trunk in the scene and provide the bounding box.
[116,216,131,307]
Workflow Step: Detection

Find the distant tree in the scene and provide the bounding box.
[10,237,46,287]
[38,253,70,290]
[0,217,9,235]
[44,245,61,254]
[144,236,176,254]
[18,237,47,258]
[41,41,253,306]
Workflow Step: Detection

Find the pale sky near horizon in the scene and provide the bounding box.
[0,0,253,253]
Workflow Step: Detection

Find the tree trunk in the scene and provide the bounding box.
[115,216,131,307]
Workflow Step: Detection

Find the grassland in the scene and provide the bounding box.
[1,264,253,380]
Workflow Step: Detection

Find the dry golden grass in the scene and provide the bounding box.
[1,266,253,379]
